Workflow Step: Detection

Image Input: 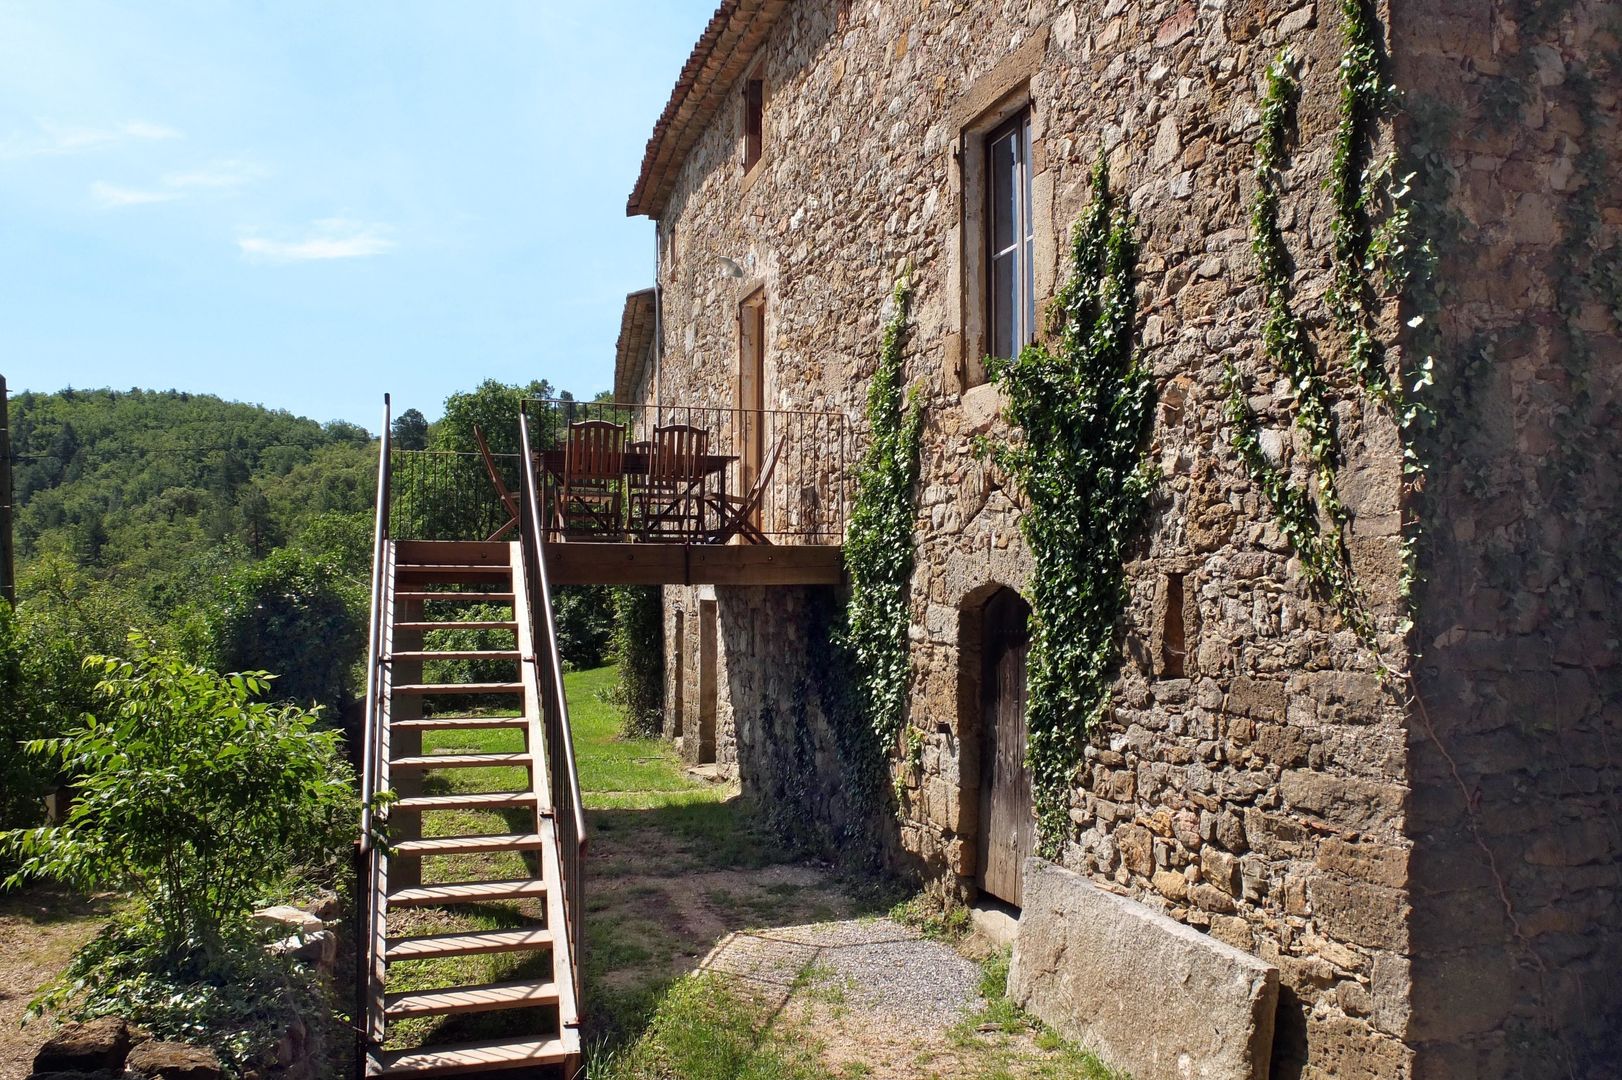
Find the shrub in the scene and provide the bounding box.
[0,596,107,836]
[554,584,615,670]
[612,587,664,737]
[209,548,364,712]
[4,638,355,954]
[31,918,328,1078]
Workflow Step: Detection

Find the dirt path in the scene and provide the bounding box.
[0,887,112,1080]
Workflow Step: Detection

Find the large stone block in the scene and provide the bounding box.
[1009,858,1278,1080]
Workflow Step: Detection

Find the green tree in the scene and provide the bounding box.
[391,407,430,451]
[4,638,354,953]
[431,378,554,456]
[209,549,364,712]
[612,587,664,736]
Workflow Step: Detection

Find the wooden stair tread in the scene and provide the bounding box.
[390,650,521,662]
[393,539,511,562]
[384,978,559,1018]
[395,591,515,603]
[370,1035,570,1076]
[391,832,547,857]
[391,716,528,731]
[385,926,553,961]
[393,682,524,697]
[394,621,517,632]
[391,791,537,812]
[397,563,511,574]
[392,753,532,770]
[388,878,549,907]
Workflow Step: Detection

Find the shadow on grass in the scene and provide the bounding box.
[0,882,119,925]
[580,794,905,1058]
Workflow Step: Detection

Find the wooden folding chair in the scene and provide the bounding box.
[707,434,785,545]
[472,423,520,542]
[630,424,710,541]
[559,419,627,538]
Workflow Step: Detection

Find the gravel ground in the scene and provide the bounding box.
[701,916,981,1023]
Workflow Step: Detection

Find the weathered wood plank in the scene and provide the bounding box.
[393,540,512,567]
[545,542,842,586]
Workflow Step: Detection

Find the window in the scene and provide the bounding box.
[987,110,1035,360]
[744,77,765,171]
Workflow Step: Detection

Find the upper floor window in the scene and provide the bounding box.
[744,77,765,172]
[987,110,1035,360]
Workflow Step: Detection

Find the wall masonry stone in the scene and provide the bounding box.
[625,0,1621,1076]
[1010,858,1278,1080]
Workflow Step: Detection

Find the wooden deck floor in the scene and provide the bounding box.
[543,541,842,586]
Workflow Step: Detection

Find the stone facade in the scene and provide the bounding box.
[618,2,1621,1077]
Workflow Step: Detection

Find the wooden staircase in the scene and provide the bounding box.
[357,537,583,1078]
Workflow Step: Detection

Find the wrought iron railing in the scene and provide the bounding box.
[388,448,520,542]
[525,397,849,544]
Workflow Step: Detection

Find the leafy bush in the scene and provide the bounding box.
[4,639,355,954]
[31,918,328,1079]
[555,584,615,670]
[611,587,664,736]
[209,548,365,712]
[0,591,109,836]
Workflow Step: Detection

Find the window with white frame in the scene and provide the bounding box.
[986,109,1035,361]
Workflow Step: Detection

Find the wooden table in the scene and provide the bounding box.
[535,450,738,541]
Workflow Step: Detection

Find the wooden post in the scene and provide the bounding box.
[0,375,13,608]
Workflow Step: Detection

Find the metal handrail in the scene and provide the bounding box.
[355,394,391,1067]
[518,405,588,1012]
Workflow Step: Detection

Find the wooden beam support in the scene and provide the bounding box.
[544,543,842,586]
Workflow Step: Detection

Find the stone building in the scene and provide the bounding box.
[610,1,1621,1077]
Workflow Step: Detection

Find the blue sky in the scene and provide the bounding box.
[0,1,715,429]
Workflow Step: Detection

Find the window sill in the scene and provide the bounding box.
[740,154,768,197]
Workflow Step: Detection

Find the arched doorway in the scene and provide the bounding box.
[977,587,1034,907]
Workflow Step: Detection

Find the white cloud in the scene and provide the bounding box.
[90,181,180,207]
[237,218,396,263]
[164,158,261,191]
[1,119,182,160]
[90,158,262,210]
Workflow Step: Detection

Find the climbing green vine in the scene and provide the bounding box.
[1252,52,1347,530]
[1235,35,1438,661]
[985,161,1156,855]
[1222,364,1373,645]
[842,269,923,764]
[1328,0,1395,399]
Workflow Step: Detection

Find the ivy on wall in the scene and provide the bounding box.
[1230,10,1450,666]
[985,161,1157,855]
[842,270,923,761]
[1232,52,1376,648]
[1328,0,1395,399]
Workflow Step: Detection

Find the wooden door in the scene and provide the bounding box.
[737,291,766,497]
[977,588,1034,907]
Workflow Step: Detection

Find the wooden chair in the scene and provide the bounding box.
[707,434,785,545]
[472,423,520,542]
[559,420,627,538]
[631,424,710,541]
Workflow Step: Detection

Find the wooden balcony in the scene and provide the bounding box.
[386,399,847,587]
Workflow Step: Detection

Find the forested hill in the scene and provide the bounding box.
[11,388,377,605]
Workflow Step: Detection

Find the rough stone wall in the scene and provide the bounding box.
[1391,3,1622,1077]
[630,0,1615,1075]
